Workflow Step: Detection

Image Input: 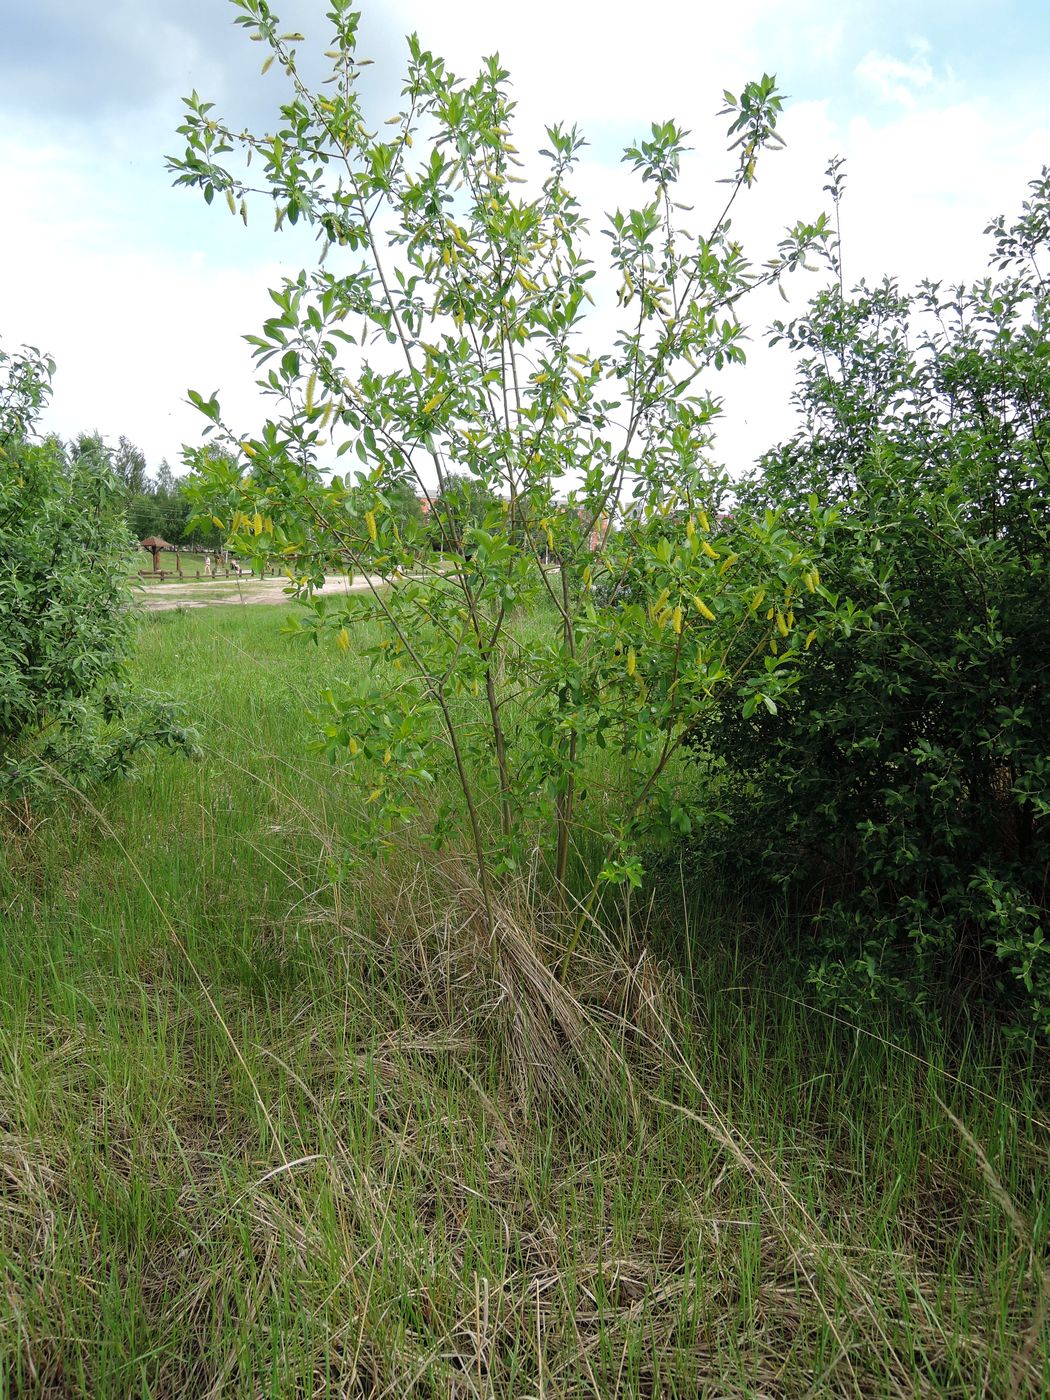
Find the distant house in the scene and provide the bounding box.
[579,507,610,552]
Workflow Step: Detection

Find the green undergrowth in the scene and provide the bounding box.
[0,604,1046,1397]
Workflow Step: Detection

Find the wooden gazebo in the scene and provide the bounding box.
[139,536,173,572]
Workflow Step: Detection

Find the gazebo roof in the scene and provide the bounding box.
[139,536,173,550]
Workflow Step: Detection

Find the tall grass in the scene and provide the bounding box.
[0,603,1045,1397]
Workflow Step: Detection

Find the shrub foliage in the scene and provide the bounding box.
[703,171,1050,1031]
[0,342,194,799]
[171,0,848,932]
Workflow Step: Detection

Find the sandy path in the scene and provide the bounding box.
[136,574,385,611]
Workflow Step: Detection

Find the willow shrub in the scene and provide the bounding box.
[170,1,865,942]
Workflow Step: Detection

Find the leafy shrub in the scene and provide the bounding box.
[0,342,195,801]
[170,2,849,941]
[697,172,1050,1033]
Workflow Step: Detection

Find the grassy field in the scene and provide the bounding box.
[132,550,275,578]
[132,549,211,577]
[0,602,1046,1398]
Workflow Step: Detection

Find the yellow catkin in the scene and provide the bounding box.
[365,510,377,543]
[693,596,716,622]
[627,647,637,677]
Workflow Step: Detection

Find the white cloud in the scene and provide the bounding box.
[2,2,1048,481]
[854,45,936,108]
[0,117,311,468]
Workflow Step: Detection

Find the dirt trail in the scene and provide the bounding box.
[136,574,384,611]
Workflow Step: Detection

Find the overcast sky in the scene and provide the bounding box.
[3,0,1049,478]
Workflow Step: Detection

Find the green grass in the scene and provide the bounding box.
[0,603,1046,1397]
[131,548,212,577]
[132,549,274,578]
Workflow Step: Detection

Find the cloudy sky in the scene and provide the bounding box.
[3,0,1049,477]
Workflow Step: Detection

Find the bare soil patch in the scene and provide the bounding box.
[136,574,381,610]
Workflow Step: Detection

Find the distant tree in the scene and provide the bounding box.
[159,497,191,545]
[113,436,149,494]
[383,480,425,553]
[128,491,162,541]
[154,459,175,495]
[427,473,503,555]
[151,459,190,543]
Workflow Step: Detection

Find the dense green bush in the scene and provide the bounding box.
[698,172,1050,1033]
[0,342,194,800]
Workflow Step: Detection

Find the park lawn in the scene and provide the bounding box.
[130,548,210,577]
[0,602,1046,1398]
